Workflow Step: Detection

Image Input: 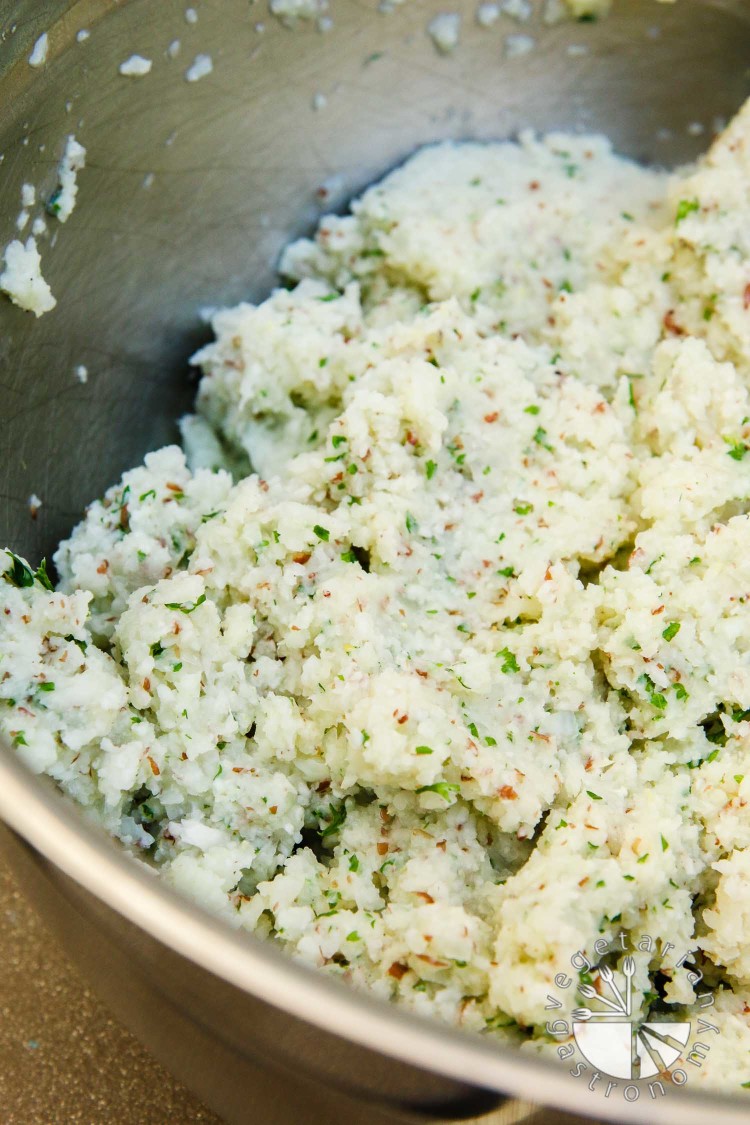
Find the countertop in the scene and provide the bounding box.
[0,854,221,1124]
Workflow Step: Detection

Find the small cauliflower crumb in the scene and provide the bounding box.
[74,365,88,384]
[28,33,48,68]
[427,11,461,53]
[185,54,213,82]
[476,2,501,27]
[502,0,532,19]
[27,495,42,519]
[0,238,56,317]
[119,54,153,77]
[48,136,86,223]
[269,0,329,25]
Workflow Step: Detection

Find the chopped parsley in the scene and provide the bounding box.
[164,593,207,614]
[675,198,700,225]
[3,552,54,591]
[416,781,460,802]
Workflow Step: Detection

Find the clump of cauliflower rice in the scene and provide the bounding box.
[4,103,750,1090]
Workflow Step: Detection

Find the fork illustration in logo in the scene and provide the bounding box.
[571,957,691,1080]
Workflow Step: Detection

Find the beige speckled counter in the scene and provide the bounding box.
[0,854,221,1124]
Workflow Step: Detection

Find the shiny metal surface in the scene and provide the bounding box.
[2,1,750,1122]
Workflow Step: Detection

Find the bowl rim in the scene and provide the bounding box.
[1,743,748,1125]
[3,1,750,1118]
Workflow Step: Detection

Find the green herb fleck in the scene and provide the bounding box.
[321,803,347,837]
[675,198,700,225]
[497,647,519,674]
[164,594,207,614]
[416,781,460,802]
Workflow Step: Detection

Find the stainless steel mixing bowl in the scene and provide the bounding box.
[2,2,750,1122]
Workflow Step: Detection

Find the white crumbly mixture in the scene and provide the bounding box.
[269,0,329,26]
[427,12,462,53]
[0,237,56,316]
[185,54,213,82]
[4,101,750,1089]
[1,135,86,316]
[119,55,153,77]
[28,33,49,68]
[49,136,86,223]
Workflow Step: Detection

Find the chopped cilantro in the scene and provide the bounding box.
[675,198,700,224]
[164,593,207,614]
[497,647,519,674]
[726,440,748,462]
[416,781,460,802]
[320,803,347,837]
[3,551,54,592]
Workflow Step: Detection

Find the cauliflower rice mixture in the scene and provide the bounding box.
[5,101,750,1088]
